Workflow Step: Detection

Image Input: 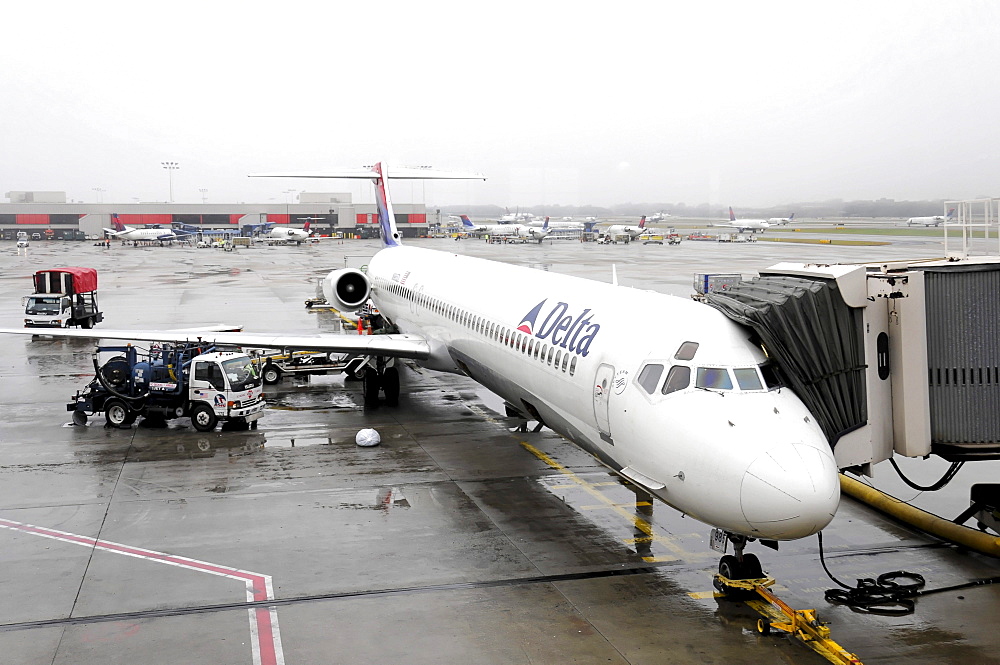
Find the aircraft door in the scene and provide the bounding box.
[594,363,614,443]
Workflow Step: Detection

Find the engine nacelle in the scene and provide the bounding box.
[322,268,371,311]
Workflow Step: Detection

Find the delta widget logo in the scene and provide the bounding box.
[516,299,601,357]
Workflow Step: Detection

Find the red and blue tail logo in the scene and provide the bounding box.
[729,207,736,221]
[459,215,476,228]
[303,220,311,232]
[111,213,126,232]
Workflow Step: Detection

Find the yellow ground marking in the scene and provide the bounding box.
[520,441,706,561]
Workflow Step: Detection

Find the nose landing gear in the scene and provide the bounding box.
[712,531,767,597]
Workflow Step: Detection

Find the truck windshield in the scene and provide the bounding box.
[222,357,261,391]
[26,297,62,315]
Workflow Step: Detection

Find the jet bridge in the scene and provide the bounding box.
[705,256,1000,474]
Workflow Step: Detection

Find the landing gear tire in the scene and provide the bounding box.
[741,553,763,579]
[71,410,88,426]
[262,365,282,385]
[191,403,218,432]
[363,371,381,407]
[382,367,400,406]
[104,399,135,428]
[718,555,741,580]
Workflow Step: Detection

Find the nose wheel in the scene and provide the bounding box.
[713,532,766,597]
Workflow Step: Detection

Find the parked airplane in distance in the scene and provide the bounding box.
[460,215,550,242]
[104,214,194,244]
[767,213,795,225]
[262,219,314,244]
[716,207,771,233]
[648,212,672,223]
[907,208,955,226]
[1,163,840,581]
[601,216,648,240]
[498,209,534,224]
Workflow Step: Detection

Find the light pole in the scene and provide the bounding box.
[199,188,208,204]
[161,161,180,202]
[91,187,105,203]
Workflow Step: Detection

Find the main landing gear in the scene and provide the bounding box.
[362,357,399,407]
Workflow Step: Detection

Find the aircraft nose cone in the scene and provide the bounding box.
[740,442,840,540]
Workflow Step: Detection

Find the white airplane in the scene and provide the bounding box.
[767,213,795,226]
[648,212,672,223]
[527,216,584,231]
[717,207,770,233]
[498,209,534,224]
[104,214,193,244]
[460,215,551,242]
[601,216,648,240]
[262,219,314,244]
[906,208,955,227]
[0,163,839,580]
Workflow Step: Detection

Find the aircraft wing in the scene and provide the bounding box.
[0,328,431,360]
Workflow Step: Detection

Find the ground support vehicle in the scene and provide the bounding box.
[252,349,367,384]
[67,342,266,431]
[24,267,104,328]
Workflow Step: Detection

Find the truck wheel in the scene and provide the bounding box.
[81,317,93,329]
[262,365,282,385]
[191,403,218,432]
[72,411,88,426]
[105,399,134,427]
[382,366,400,406]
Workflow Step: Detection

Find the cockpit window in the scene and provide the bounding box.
[696,367,732,390]
[760,363,784,389]
[733,368,764,391]
[674,341,699,361]
[661,365,691,394]
[637,364,664,394]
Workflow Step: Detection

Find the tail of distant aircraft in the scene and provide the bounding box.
[788,213,795,221]
[946,208,955,219]
[111,213,126,233]
[729,207,736,222]
[459,215,476,228]
[638,216,646,229]
[542,217,549,231]
[303,220,311,233]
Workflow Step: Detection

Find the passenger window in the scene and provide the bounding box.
[637,364,664,394]
[733,368,764,391]
[697,367,733,390]
[569,356,577,376]
[535,344,541,360]
[554,350,562,367]
[547,347,554,365]
[561,354,568,372]
[675,341,699,360]
[527,339,534,354]
[661,365,691,394]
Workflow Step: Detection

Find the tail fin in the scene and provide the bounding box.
[639,215,646,228]
[303,220,311,232]
[542,217,549,231]
[459,215,476,228]
[729,207,736,221]
[112,213,125,232]
[788,213,795,221]
[946,208,955,219]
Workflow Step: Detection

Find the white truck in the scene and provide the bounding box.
[24,267,104,329]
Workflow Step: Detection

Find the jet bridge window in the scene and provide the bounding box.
[733,367,764,391]
[637,364,664,394]
[696,367,732,390]
[661,365,691,395]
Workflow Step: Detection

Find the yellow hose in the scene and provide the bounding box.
[840,474,1000,558]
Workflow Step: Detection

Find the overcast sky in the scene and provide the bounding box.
[3,1,999,210]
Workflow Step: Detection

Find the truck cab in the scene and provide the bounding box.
[187,352,266,431]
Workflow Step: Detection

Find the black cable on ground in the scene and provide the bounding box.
[889,458,964,492]
[818,531,925,615]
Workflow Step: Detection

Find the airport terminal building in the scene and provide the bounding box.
[0,191,436,240]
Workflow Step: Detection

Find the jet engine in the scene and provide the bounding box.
[321,268,371,311]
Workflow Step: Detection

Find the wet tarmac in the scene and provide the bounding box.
[1,234,999,664]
